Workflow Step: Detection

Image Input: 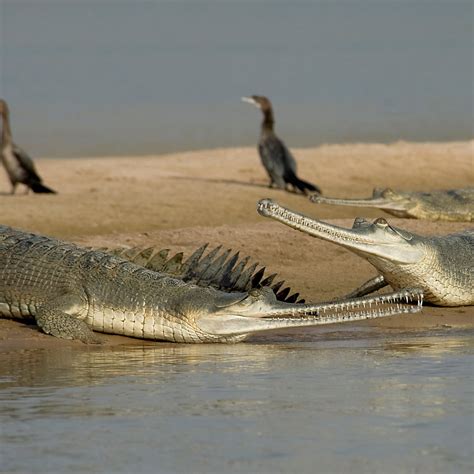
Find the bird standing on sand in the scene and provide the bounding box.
[0,99,56,194]
[242,95,321,195]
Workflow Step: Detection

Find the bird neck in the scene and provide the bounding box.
[261,108,275,133]
[1,110,13,145]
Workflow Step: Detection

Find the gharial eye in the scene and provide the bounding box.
[382,188,395,198]
[374,217,389,227]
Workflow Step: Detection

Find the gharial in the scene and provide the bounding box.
[257,199,473,307]
[0,225,423,344]
[0,99,56,194]
[241,95,321,195]
[311,187,473,222]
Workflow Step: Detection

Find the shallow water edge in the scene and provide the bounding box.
[1,327,472,473]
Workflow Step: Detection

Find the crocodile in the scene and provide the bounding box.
[0,225,423,343]
[310,187,474,222]
[257,199,474,307]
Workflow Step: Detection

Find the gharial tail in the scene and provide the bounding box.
[284,169,321,195]
[29,181,57,194]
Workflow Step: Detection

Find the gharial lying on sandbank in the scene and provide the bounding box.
[310,187,473,222]
[257,199,474,307]
[0,225,423,344]
[0,99,56,194]
[242,95,321,195]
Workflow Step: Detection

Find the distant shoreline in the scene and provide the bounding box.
[30,139,474,161]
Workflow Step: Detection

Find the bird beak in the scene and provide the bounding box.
[241,96,258,106]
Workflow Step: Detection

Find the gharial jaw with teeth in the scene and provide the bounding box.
[198,287,424,340]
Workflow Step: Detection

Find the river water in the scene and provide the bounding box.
[1,327,472,473]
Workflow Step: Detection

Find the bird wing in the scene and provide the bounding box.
[12,143,42,182]
[280,141,297,173]
[258,135,288,176]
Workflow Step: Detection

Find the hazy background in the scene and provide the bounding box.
[0,0,472,157]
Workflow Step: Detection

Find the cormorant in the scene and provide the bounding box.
[242,95,321,195]
[0,99,56,194]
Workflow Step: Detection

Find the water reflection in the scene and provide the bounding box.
[383,336,474,356]
[0,329,472,389]
[0,342,282,389]
[0,330,472,473]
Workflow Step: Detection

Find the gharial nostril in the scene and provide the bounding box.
[256,199,274,216]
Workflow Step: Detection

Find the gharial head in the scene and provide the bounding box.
[173,284,423,343]
[241,95,273,113]
[257,198,425,265]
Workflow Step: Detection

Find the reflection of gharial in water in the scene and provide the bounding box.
[311,187,474,222]
[257,199,474,306]
[0,225,422,344]
[0,343,279,389]
[2,333,469,390]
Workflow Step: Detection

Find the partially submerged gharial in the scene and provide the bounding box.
[257,199,474,307]
[311,187,474,222]
[0,225,423,343]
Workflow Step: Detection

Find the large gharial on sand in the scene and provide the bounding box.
[311,187,474,222]
[257,199,474,307]
[0,225,423,343]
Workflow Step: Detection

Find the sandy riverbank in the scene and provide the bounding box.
[0,141,472,349]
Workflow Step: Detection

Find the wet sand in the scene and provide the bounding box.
[1,141,472,350]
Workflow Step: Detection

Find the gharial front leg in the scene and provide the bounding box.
[35,294,101,344]
[338,275,388,300]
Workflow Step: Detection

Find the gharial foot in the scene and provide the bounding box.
[36,308,102,344]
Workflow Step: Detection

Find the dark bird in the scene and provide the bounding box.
[242,95,321,195]
[0,99,56,194]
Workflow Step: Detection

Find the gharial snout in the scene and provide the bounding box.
[257,199,277,217]
[309,194,324,204]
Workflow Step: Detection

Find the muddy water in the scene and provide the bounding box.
[1,328,473,473]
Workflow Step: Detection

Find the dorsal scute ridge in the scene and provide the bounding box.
[100,244,304,303]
